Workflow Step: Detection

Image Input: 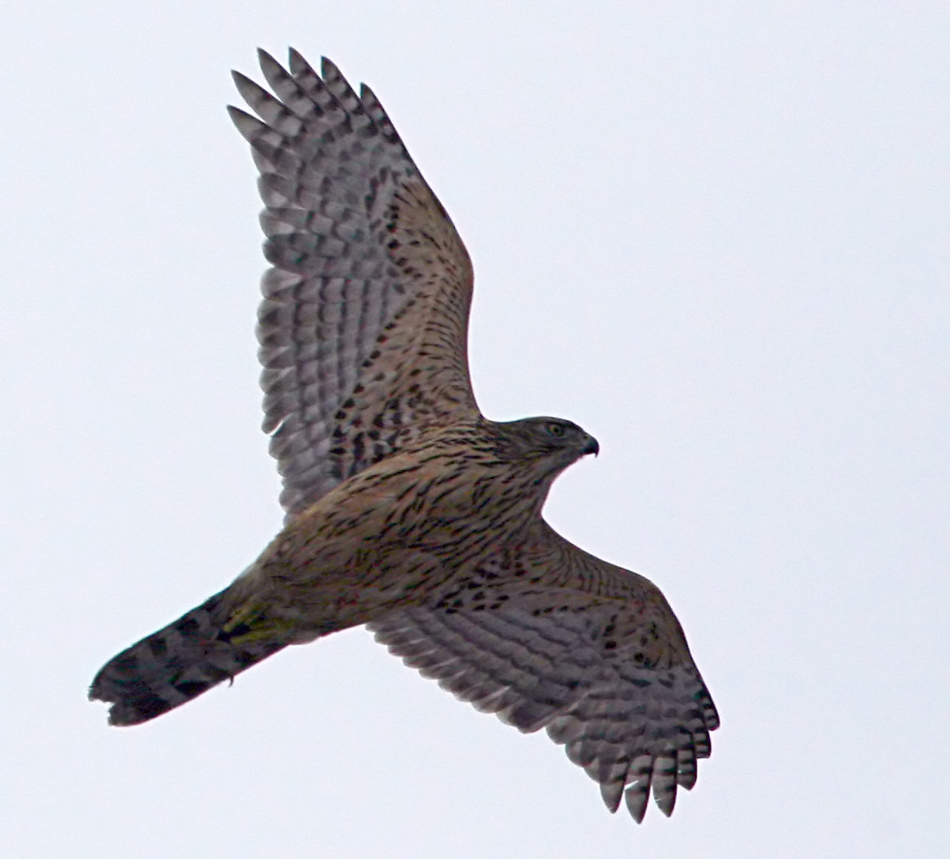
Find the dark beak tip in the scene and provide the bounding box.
[583,437,600,457]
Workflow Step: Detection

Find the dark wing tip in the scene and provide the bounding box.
[288,47,314,77]
[226,104,266,142]
[257,46,279,68]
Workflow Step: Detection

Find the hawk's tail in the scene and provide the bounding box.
[89,588,287,726]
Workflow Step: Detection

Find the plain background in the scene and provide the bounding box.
[3,3,949,857]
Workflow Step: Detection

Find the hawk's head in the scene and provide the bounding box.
[491,416,599,470]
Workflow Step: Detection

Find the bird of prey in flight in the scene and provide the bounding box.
[90,48,719,823]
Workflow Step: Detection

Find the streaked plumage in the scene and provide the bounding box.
[90,49,718,823]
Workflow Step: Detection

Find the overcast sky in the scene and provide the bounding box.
[3,3,949,857]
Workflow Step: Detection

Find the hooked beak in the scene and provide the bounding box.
[582,434,600,456]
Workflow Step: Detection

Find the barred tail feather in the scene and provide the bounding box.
[89,589,287,726]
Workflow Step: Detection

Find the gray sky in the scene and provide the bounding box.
[3,3,949,857]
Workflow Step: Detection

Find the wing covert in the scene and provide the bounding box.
[368,519,719,822]
[231,49,479,518]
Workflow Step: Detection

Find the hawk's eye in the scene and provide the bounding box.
[546,422,566,438]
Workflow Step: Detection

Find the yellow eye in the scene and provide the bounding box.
[547,423,565,438]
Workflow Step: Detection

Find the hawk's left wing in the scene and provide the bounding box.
[368,519,718,822]
[230,50,479,518]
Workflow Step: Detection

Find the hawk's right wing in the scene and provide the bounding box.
[230,50,479,518]
[368,519,719,822]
